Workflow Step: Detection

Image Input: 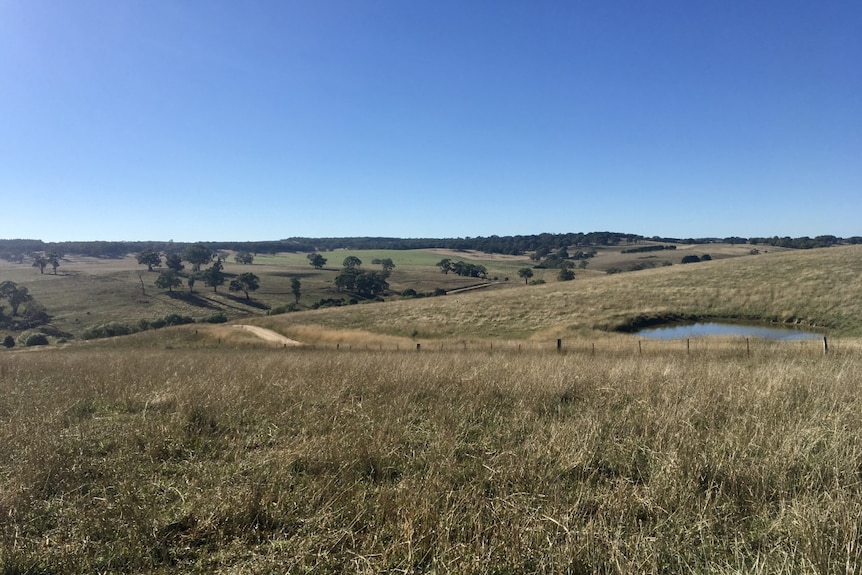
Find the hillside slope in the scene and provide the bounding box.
[253,246,862,340]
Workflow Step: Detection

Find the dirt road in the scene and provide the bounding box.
[233,325,303,346]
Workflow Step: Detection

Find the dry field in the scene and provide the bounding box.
[3,343,862,573]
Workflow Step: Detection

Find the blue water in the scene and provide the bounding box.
[638,322,821,340]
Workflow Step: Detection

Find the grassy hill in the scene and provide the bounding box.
[253,245,862,341]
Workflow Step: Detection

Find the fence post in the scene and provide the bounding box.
[823,336,828,355]
[746,338,750,357]
[591,343,595,357]
[686,338,690,355]
[416,343,421,351]
[557,339,562,352]
[638,341,642,355]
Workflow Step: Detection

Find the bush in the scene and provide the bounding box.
[401,288,418,298]
[681,255,701,264]
[82,322,136,340]
[268,303,298,315]
[529,279,546,285]
[3,335,15,348]
[163,314,195,326]
[20,332,49,346]
[201,312,228,324]
[433,288,447,296]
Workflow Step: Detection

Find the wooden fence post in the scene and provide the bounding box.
[557,339,562,352]
[746,338,750,357]
[638,341,642,355]
[823,336,828,355]
[686,338,690,355]
[416,343,421,351]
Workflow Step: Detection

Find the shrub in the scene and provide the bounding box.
[529,279,546,285]
[681,255,701,264]
[163,314,195,326]
[20,332,49,346]
[433,288,447,296]
[3,335,15,348]
[268,303,298,315]
[202,312,228,324]
[606,267,623,274]
[401,288,418,298]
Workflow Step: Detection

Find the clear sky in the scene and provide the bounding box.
[1,1,859,242]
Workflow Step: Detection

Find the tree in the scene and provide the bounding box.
[307,252,327,269]
[165,253,185,272]
[46,253,60,274]
[200,262,224,292]
[558,268,576,281]
[0,281,33,316]
[32,255,48,274]
[234,251,254,265]
[372,258,395,271]
[184,243,212,272]
[342,255,362,269]
[155,270,182,293]
[2,335,14,349]
[136,250,162,272]
[187,275,196,294]
[436,258,452,274]
[229,272,260,299]
[290,277,301,304]
[518,268,534,284]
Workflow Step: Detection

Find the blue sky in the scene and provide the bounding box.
[1,1,859,242]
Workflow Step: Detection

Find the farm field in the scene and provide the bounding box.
[2,244,862,573]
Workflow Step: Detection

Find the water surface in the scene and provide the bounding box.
[637,322,821,340]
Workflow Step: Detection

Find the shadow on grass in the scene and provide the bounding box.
[167,292,219,309]
[224,294,271,310]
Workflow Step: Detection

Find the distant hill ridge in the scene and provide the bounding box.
[1,233,858,259]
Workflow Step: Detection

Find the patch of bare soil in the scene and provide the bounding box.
[232,325,303,346]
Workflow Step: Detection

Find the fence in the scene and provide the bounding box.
[255,335,844,359]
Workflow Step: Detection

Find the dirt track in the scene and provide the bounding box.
[233,325,303,346]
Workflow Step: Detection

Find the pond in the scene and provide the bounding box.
[637,322,822,341]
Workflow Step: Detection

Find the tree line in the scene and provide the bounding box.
[3,233,860,262]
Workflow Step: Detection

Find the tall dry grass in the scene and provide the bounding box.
[2,344,862,573]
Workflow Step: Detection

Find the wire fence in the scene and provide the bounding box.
[256,335,847,359]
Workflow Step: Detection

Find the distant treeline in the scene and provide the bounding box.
[621,245,677,254]
[1,233,859,260]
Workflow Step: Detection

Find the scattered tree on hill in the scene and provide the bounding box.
[335,268,389,298]
[291,277,301,304]
[200,262,224,292]
[187,275,196,294]
[450,261,487,278]
[307,252,327,269]
[342,255,362,269]
[578,260,589,270]
[436,258,452,274]
[32,255,48,274]
[184,243,212,272]
[372,258,395,271]
[558,268,575,281]
[154,270,182,293]
[234,251,255,265]
[136,250,162,272]
[47,253,60,274]
[229,272,260,299]
[165,253,185,272]
[518,268,534,284]
[0,281,33,316]
[3,335,14,348]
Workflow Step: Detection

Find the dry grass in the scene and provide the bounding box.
[2,344,862,573]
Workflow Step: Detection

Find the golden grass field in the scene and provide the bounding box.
[2,245,862,573]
